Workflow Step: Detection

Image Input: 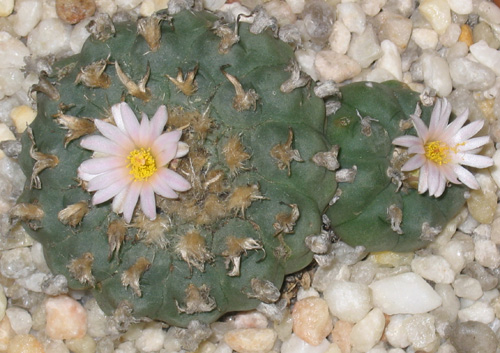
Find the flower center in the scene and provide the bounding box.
[424,140,452,165]
[127,148,157,181]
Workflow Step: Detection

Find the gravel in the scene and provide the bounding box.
[1,0,500,352]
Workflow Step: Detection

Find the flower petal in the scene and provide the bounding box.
[175,142,189,158]
[453,165,480,189]
[408,144,425,155]
[81,135,128,156]
[94,119,134,150]
[92,178,130,205]
[150,174,178,198]
[156,143,179,167]
[429,98,451,138]
[122,182,142,223]
[138,112,151,147]
[78,156,127,175]
[444,108,469,137]
[434,174,447,197]
[439,163,460,184]
[87,168,129,192]
[150,105,168,139]
[112,187,128,214]
[119,103,141,144]
[411,115,429,142]
[401,154,426,171]
[427,162,440,196]
[161,168,191,191]
[152,130,182,154]
[457,136,490,152]
[140,183,157,220]
[418,163,429,194]
[454,120,484,143]
[454,153,493,169]
[392,135,421,148]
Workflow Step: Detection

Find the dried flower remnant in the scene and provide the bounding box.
[137,15,162,52]
[223,135,250,175]
[121,257,151,297]
[75,60,111,88]
[78,102,191,223]
[9,203,45,229]
[107,219,127,260]
[214,23,239,54]
[27,127,59,189]
[221,68,259,111]
[270,128,303,176]
[53,112,96,147]
[115,62,152,102]
[392,98,493,197]
[223,236,263,276]
[175,231,213,272]
[67,252,95,286]
[58,201,89,227]
[273,203,300,235]
[176,284,216,314]
[166,65,199,96]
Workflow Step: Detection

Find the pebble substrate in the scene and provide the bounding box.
[1,0,500,352]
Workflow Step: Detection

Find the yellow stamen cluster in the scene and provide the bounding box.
[424,140,453,165]
[127,148,157,181]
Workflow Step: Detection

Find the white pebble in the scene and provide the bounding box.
[440,23,460,47]
[46,340,70,353]
[0,285,6,321]
[0,124,15,153]
[11,0,42,37]
[10,105,37,134]
[135,323,165,352]
[263,0,296,26]
[403,314,437,351]
[0,68,25,100]
[376,12,413,51]
[350,308,385,353]
[0,33,30,69]
[418,0,451,35]
[446,0,472,15]
[453,275,483,300]
[27,18,72,57]
[361,0,386,17]
[376,40,402,80]
[337,2,366,34]
[370,272,442,315]
[449,57,496,91]
[412,28,438,50]
[438,233,475,273]
[0,0,13,16]
[295,49,318,81]
[17,272,48,292]
[329,21,351,55]
[315,50,361,83]
[114,0,141,10]
[95,0,117,16]
[411,254,455,284]
[115,341,136,353]
[201,0,224,11]
[285,0,304,14]
[490,149,500,190]
[0,248,35,279]
[421,53,452,97]
[85,299,109,338]
[5,307,32,335]
[474,239,500,269]
[70,18,92,54]
[478,1,500,26]
[470,40,500,76]
[434,284,460,323]
[458,301,495,324]
[281,334,331,353]
[323,280,372,323]
[385,314,411,348]
[224,328,277,353]
[347,25,382,68]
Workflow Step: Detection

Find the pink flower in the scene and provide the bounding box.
[392,98,493,197]
[78,102,191,223]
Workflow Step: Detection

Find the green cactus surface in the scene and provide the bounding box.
[16,9,467,327]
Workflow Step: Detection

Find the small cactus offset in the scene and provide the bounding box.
[15,9,489,326]
[324,81,476,252]
[17,10,336,326]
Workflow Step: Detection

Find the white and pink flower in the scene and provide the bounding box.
[392,98,493,197]
[78,102,191,223]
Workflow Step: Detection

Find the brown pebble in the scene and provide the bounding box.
[224,328,277,353]
[458,24,473,47]
[292,297,333,346]
[56,0,96,24]
[331,320,353,353]
[7,334,45,353]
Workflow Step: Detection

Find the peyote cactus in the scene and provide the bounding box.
[14,8,481,326]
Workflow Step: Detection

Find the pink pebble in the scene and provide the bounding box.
[45,295,87,340]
